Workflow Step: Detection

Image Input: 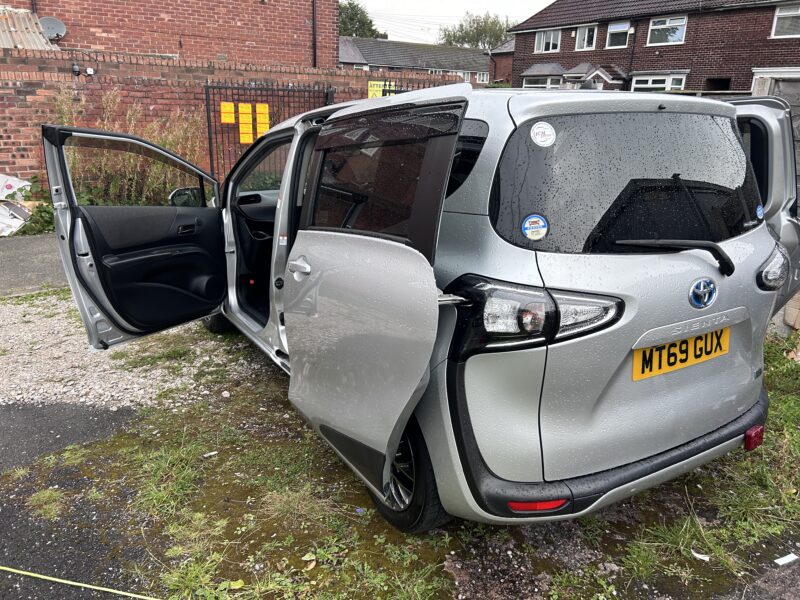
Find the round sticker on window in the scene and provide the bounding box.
[531,122,556,147]
[756,203,765,219]
[521,214,549,241]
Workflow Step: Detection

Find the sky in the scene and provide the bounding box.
[355,0,557,44]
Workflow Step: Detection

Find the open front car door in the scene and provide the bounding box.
[281,85,470,504]
[731,97,800,310]
[42,126,225,349]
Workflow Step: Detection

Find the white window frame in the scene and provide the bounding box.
[428,68,443,75]
[522,76,562,89]
[535,29,562,53]
[575,24,597,51]
[449,70,470,82]
[646,15,688,46]
[771,4,800,38]
[606,20,630,49]
[631,73,687,91]
[476,71,489,84]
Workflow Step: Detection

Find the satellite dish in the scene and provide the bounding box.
[39,17,67,42]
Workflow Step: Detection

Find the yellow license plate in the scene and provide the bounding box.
[632,328,730,381]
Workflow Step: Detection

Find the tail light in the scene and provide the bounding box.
[447,275,623,359]
[508,499,568,512]
[757,243,790,291]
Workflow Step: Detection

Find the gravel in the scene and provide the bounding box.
[0,293,230,409]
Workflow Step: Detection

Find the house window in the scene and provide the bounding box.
[428,69,443,75]
[576,25,597,50]
[522,76,562,89]
[606,21,630,48]
[773,4,800,38]
[476,72,489,84]
[631,74,687,91]
[647,15,687,45]
[449,70,470,82]
[535,29,561,53]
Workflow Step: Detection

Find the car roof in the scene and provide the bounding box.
[270,86,737,137]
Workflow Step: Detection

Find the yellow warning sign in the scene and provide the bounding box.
[220,102,235,124]
[255,103,270,137]
[238,103,253,144]
[368,80,397,99]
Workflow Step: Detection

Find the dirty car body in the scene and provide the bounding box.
[42,86,799,531]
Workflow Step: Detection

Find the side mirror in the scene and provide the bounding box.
[168,187,205,208]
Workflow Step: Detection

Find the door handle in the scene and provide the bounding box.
[287,257,312,275]
[177,224,196,235]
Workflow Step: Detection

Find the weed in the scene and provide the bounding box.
[62,445,91,467]
[6,466,30,481]
[27,488,65,520]
[134,435,206,517]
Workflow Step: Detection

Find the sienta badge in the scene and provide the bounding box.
[521,214,549,241]
[531,122,556,147]
[756,204,765,219]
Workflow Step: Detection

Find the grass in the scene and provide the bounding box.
[27,488,66,520]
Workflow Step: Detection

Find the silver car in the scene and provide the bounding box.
[42,85,799,533]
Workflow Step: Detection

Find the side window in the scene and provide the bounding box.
[313,143,423,237]
[308,103,465,246]
[738,118,770,202]
[236,141,291,197]
[64,136,214,207]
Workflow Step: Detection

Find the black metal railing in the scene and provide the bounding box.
[205,81,334,178]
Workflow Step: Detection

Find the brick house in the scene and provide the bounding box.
[2,0,339,67]
[339,37,490,86]
[488,38,514,84]
[508,0,800,92]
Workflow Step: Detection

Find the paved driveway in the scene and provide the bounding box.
[0,234,65,296]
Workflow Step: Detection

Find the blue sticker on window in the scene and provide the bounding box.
[521,214,549,241]
[756,204,764,220]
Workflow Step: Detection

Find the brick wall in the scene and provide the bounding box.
[4,0,339,68]
[512,6,800,90]
[0,48,458,180]
[490,53,513,84]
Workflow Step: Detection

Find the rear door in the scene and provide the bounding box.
[497,100,775,482]
[731,97,800,309]
[42,126,225,349]
[282,85,469,497]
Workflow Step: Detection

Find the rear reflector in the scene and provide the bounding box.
[744,424,765,451]
[507,499,568,512]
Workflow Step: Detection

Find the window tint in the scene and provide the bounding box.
[310,103,464,241]
[313,143,423,236]
[64,136,213,207]
[490,113,763,254]
[446,119,489,197]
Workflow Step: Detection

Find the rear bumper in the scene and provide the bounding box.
[447,358,769,519]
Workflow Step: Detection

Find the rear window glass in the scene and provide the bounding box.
[490,112,763,254]
[446,119,489,197]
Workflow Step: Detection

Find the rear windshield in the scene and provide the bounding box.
[490,112,764,254]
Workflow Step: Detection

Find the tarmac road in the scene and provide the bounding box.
[0,234,65,296]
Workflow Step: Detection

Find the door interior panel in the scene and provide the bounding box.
[232,192,278,323]
[79,205,226,331]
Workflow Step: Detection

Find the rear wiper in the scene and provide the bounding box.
[614,239,735,276]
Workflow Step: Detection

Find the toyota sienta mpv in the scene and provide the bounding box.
[43,85,799,532]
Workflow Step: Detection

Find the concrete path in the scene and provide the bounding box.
[0,234,65,296]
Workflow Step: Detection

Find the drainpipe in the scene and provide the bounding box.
[30,0,37,13]
[625,20,638,91]
[311,0,318,68]
[488,50,496,83]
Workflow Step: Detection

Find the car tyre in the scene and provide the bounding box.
[368,418,452,534]
[202,313,234,334]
